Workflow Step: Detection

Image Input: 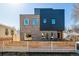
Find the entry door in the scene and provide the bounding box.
[57,33,61,38]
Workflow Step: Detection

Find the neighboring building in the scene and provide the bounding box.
[20,8,65,41]
[0,24,16,41]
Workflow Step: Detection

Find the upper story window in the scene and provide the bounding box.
[51,19,55,24]
[11,30,14,35]
[43,18,47,23]
[24,18,29,26]
[5,29,9,35]
[32,18,38,25]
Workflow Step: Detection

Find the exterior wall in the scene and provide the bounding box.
[34,8,65,31]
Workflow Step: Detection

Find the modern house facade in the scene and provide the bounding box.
[20,8,65,41]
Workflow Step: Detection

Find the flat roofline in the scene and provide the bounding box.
[34,8,64,10]
[34,8,53,9]
[20,14,40,16]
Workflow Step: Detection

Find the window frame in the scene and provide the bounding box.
[51,19,56,24]
[24,18,29,26]
[43,18,47,24]
[32,18,38,25]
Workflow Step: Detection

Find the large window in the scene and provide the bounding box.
[24,18,29,26]
[43,18,47,23]
[51,19,55,24]
[32,18,38,25]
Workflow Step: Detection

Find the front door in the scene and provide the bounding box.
[57,33,61,38]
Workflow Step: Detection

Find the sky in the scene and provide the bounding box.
[0,3,75,30]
